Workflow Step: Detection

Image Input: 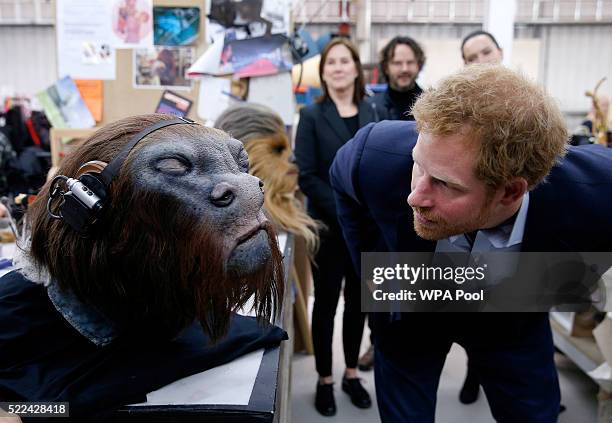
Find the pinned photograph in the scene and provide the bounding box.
[153,7,200,46]
[134,46,195,89]
[81,42,113,65]
[56,0,116,79]
[205,0,290,43]
[155,90,193,117]
[223,34,292,78]
[36,76,96,129]
[111,0,153,48]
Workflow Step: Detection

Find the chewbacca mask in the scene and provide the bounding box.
[215,104,319,253]
[28,114,284,341]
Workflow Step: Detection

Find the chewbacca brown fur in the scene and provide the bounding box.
[28,114,284,341]
[215,104,320,254]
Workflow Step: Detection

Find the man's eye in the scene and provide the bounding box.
[274,145,285,155]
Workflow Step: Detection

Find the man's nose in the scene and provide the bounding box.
[407,177,434,208]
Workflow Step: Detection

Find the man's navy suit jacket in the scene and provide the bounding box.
[330,120,612,356]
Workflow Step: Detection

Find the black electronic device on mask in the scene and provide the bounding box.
[47,117,197,235]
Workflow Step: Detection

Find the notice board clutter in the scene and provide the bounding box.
[53,0,206,126]
[188,0,295,125]
[54,0,296,127]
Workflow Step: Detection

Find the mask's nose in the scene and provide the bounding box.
[209,182,236,208]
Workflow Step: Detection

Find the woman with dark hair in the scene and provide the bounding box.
[294,37,377,416]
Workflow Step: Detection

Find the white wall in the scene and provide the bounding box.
[541,24,612,112]
[0,25,57,98]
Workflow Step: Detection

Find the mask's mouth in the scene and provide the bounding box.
[235,223,266,246]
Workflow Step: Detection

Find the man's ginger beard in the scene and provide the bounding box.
[411,193,495,241]
[246,137,319,254]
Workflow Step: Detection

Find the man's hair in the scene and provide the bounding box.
[412,65,568,190]
[379,36,426,81]
[461,30,501,60]
[318,37,366,105]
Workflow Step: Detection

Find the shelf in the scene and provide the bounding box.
[550,317,610,393]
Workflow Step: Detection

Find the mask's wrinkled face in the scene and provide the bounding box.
[29,120,283,342]
[99,126,284,340]
[131,131,272,275]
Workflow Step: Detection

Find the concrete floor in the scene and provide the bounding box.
[291,295,599,423]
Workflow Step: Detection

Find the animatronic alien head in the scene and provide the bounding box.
[28,114,284,341]
[215,104,318,253]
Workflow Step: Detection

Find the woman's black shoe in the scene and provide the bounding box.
[315,382,336,416]
[342,376,372,409]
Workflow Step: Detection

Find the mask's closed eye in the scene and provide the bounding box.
[155,157,192,176]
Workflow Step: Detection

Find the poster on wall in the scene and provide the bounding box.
[204,0,290,43]
[74,79,103,122]
[223,34,292,78]
[56,0,116,80]
[133,46,195,89]
[155,90,193,117]
[153,7,200,46]
[197,76,234,124]
[247,73,294,125]
[36,76,96,129]
[110,0,154,48]
[260,0,291,35]
[187,33,225,77]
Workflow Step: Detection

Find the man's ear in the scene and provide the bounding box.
[499,177,527,206]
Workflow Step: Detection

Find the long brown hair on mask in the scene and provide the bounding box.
[215,104,320,255]
[27,113,284,342]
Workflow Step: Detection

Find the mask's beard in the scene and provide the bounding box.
[189,221,284,342]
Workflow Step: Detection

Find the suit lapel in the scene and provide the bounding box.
[322,100,352,143]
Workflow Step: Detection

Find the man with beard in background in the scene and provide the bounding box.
[369,36,426,121]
